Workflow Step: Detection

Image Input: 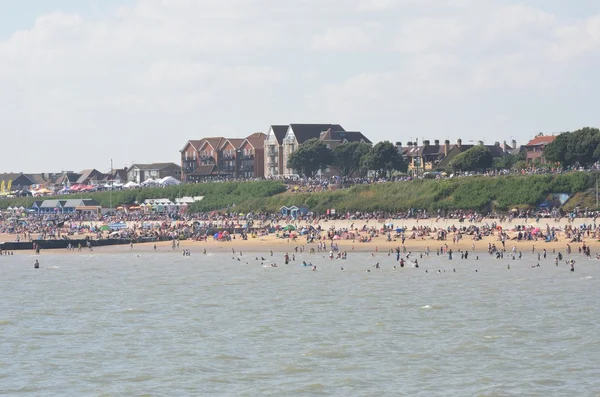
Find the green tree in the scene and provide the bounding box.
[363,141,407,178]
[543,132,569,165]
[493,151,524,170]
[286,138,333,177]
[449,146,494,172]
[331,142,372,178]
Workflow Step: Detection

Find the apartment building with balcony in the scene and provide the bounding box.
[181,133,266,181]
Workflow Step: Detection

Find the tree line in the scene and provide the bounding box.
[287,127,599,177]
[287,139,407,178]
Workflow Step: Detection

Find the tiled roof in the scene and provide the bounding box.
[525,135,556,146]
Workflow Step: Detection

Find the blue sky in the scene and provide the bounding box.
[1,0,600,172]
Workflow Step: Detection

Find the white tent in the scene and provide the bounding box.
[124,181,140,188]
[159,176,181,186]
[141,178,157,186]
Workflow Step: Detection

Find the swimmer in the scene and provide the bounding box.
[34,260,39,269]
[340,267,344,271]
[312,265,317,271]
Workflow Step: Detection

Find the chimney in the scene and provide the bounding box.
[444,140,450,156]
[456,139,462,149]
[494,141,500,146]
[512,139,517,150]
[423,140,430,147]
[407,141,412,147]
[478,141,484,146]
[434,139,439,146]
[414,138,418,147]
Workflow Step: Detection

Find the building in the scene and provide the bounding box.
[181,133,267,182]
[400,139,451,175]
[239,133,266,179]
[32,198,101,214]
[264,125,288,178]
[127,163,182,184]
[399,138,519,175]
[523,134,556,163]
[436,139,509,171]
[263,123,371,177]
[281,124,345,175]
[0,173,39,191]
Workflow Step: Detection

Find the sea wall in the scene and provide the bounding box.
[0,239,132,251]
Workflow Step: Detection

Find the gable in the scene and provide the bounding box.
[269,125,288,144]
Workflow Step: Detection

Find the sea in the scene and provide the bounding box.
[1,250,599,396]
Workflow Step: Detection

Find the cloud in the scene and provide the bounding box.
[312,25,378,52]
[1,0,600,171]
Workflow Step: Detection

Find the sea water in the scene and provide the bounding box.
[1,251,599,396]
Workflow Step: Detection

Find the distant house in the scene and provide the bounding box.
[104,168,128,184]
[239,132,266,178]
[181,133,267,181]
[76,169,106,185]
[180,140,204,182]
[436,139,508,171]
[523,134,557,164]
[264,125,288,178]
[263,123,372,177]
[127,163,182,184]
[54,172,81,187]
[0,173,37,191]
[282,124,345,175]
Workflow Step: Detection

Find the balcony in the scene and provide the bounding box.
[268,160,278,167]
[240,154,254,160]
[220,153,236,161]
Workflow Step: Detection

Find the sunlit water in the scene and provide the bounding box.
[1,250,599,396]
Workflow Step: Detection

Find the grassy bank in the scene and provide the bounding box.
[235,172,598,213]
[1,173,597,214]
[0,181,287,212]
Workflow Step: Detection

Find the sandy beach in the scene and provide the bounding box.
[2,217,598,256]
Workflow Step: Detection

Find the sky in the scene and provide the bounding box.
[1,0,600,173]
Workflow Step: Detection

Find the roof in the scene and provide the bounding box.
[40,200,66,208]
[289,124,345,144]
[188,165,217,176]
[55,172,81,185]
[244,133,267,149]
[270,125,288,145]
[180,139,205,153]
[201,137,226,151]
[130,163,180,171]
[221,138,244,150]
[76,169,105,184]
[0,173,38,186]
[525,135,556,147]
[321,130,372,144]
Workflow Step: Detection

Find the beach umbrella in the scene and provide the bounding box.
[284,225,296,231]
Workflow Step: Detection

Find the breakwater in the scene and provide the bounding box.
[0,239,132,251]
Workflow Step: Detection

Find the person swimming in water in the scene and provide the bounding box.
[34,260,39,269]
